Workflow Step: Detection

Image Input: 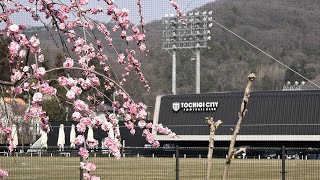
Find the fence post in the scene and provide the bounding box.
[281,146,286,180]
[80,156,84,180]
[175,145,180,180]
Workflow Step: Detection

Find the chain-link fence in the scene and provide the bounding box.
[0,146,320,179]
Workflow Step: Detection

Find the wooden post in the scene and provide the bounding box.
[206,117,222,180]
[222,73,255,180]
[80,156,84,180]
[175,145,180,180]
[281,146,286,180]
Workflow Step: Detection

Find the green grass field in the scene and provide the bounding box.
[0,156,320,180]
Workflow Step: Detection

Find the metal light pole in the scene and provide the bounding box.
[162,11,212,94]
[172,50,177,94]
[195,48,201,94]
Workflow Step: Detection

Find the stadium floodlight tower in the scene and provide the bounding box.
[162,11,213,94]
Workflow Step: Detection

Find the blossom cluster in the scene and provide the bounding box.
[170,0,183,17]
[0,169,8,179]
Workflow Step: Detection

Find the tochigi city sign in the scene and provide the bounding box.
[172,101,219,112]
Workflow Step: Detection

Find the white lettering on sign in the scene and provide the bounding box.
[172,102,219,112]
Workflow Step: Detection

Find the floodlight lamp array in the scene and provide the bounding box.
[282,81,305,91]
[162,11,213,50]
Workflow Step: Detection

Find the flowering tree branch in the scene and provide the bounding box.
[0,0,183,179]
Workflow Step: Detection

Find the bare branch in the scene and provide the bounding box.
[222,73,255,180]
[0,80,14,86]
[206,117,222,180]
[235,147,247,155]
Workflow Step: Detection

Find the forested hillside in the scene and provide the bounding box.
[133,0,320,106]
[1,0,320,114]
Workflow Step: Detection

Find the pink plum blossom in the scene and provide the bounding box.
[117,53,125,65]
[68,30,76,38]
[118,108,125,114]
[63,58,74,67]
[130,128,135,135]
[58,23,65,30]
[79,147,89,159]
[76,123,86,133]
[71,86,82,95]
[104,137,115,147]
[143,129,155,144]
[8,24,19,33]
[10,71,23,82]
[126,35,133,41]
[80,0,89,5]
[136,33,145,41]
[83,173,90,180]
[80,117,92,126]
[93,116,104,125]
[152,140,160,147]
[33,67,46,78]
[22,82,30,92]
[124,114,131,121]
[120,30,126,37]
[101,121,112,131]
[107,5,115,15]
[78,78,91,90]
[2,128,11,135]
[19,50,27,57]
[66,90,76,99]
[91,176,100,180]
[75,135,85,145]
[124,121,134,129]
[22,66,29,72]
[138,109,147,119]
[74,100,89,112]
[139,42,146,51]
[80,162,96,172]
[8,144,14,152]
[112,25,119,32]
[109,145,118,153]
[114,151,121,159]
[169,132,177,138]
[67,78,77,87]
[8,41,20,55]
[39,83,57,95]
[146,122,153,129]
[13,86,22,94]
[72,112,82,120]
[132,25,139,33]
[0,169,8,178]
[29,35,40,47]
[38,54,44,62]
[138,120,146,128]
[170,0,183,16]
[58,76,69,86]
[32,92,43,103]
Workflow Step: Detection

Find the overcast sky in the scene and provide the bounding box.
[6,0,215,27]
